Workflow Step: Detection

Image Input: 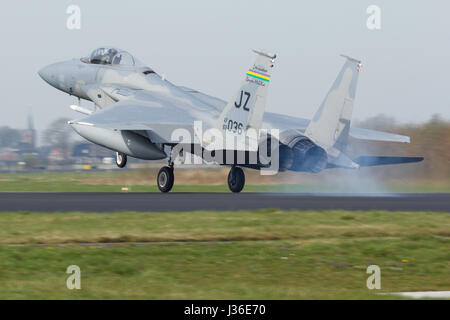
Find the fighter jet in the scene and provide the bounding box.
[38,47,423,193]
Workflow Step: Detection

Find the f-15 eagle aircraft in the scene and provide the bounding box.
[39,47,423,193]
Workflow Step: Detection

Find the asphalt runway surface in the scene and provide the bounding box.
[0,192,448,212]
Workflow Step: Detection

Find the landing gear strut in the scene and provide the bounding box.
[228,166,245,193]
[116,152,127,168]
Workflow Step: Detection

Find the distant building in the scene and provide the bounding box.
[0,148,19,162]
[0,112,38,170]
[48,149,66,162]
[72,142,114,163]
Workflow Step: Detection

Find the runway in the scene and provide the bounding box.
[0,192,448,212]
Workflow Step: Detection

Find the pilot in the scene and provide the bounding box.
[103,48,117,64]
[112,53,122,65]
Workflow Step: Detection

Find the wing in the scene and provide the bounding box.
[177,86,226,112]
[78,74,410,146]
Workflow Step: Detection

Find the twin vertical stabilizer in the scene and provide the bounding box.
[216,49,276,150]
[305,55,361,152]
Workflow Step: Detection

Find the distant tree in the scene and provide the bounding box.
[350,114,450,182]
[354,114,397,131]
[0,126,21,148]
[42,118,74,158]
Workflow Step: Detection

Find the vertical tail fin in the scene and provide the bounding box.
[216,49,276,147]
[305,55,361,151]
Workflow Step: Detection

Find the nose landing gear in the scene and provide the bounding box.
[116,152,127,168]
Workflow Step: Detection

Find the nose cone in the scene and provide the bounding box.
[38,63,59,87]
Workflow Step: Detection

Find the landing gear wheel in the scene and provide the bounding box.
[157,166,174,193]
[227,166,245,193]
[116,152,127,168]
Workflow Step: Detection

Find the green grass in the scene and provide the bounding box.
[0,171,448,192]
[0,210,448,299]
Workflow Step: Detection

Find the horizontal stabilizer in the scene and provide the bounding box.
[349,127,410,143]
[353,156,424,167]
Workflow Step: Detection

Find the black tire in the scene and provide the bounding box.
[116,152,127,168]
[157,166,174,193]
[227,167,245,193]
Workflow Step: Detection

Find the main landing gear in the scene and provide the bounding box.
[116,152,127,168]
[227,166,245,193]
[156,164,246,194]
[156,147,245,193]
[157,164,174,193]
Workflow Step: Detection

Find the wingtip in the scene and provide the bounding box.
[252,48,276,60]
[400,135,411,144]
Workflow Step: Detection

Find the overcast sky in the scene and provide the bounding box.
[1,0,449,132]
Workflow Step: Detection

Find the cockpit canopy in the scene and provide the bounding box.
[82,47,142,67]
